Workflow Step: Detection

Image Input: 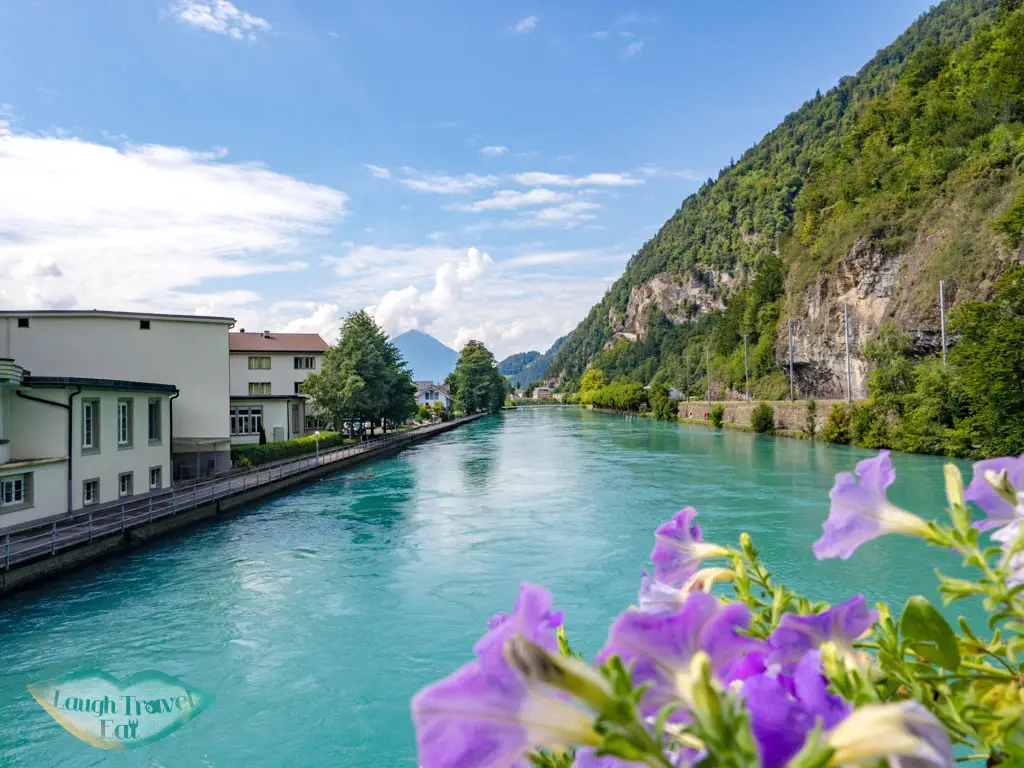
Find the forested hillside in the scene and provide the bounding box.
[548,0,1019,404]
[498,333,570,388]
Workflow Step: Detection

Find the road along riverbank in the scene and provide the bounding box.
[0,414,485,596]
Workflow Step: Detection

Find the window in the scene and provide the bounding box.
[149,467,162,490]
[117,399,133,447]
[249,382,271,396]
[248,356,271,370]
[17,318,29,328]
[294,381,304,395]
[148,399,162,442]
[1,475,25,507]
[82,400,99,451]
[229,406,263,436]
[139,319,151,330]
[294,356,316,370]
[118,472,133,498]
[83,479,98,506]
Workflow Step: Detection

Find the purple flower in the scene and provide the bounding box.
[964,454,1024,530]
[743,651,851,768]
[637,568,735,615]
[573,747,699,768]
[813,451,930,560]
[651,508,730,585]
[767,595,876,667]
[475,583,564,664]
[991,519,1024,586]
[412,583,596,768]
[827,701,954,767]
[598,592,763,716]
[413,655,599,768]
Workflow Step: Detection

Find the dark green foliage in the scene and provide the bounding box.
[232,432,350,466]
[649,384,678,421]
[258,423,267,445]
[821,404,852,444]
[304,311,418,432]
[547,0,999,388]
[498,334,570,389]
[750,403,775,434]
[803,399,817,438]
[581,380,649,412]
[447,341,508,414]
[863,323,917,418]
[991,187,1024,248]
[416,405,432,421]
[710,405,725,429]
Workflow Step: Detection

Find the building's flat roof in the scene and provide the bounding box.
[23,376,178,393]
[229,332,329,353]
[0,309,235,324]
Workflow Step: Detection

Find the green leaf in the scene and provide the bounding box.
[899,595,961,672]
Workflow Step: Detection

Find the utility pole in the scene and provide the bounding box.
[844,300,852,403]
[788,319,795,401]
[743,334,750,402]
[706,347,711,403]
[939,280,948,367]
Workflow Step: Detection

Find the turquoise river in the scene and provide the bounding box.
[0,408,980,766]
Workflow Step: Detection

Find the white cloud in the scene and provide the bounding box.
[587,30,609,40]
[396,167,499,194]
[623,41,645,58]
[450,188,570,213]
[368,248,493,336]
[513,171,643,187]
[0,128,346,313]
[503,201,601,229]
[513,16,538,34]
[479,145,509,156]
[364,163,392,179]
[637,164,705,181]
[166,0,271,41]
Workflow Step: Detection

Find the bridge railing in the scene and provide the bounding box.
[1,415,478,572]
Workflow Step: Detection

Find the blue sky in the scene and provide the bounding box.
[0,0,935,357]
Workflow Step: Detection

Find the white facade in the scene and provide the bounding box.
[227,332,328,445]
[415,383,452,410]
[0,358,173,529]
[0,311,233,478]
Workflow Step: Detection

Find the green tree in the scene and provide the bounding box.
[947,266,1024,456]
[303,311,416,434]
[447,340,506,414]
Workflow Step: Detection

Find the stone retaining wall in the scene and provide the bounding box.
[678,400,850,432]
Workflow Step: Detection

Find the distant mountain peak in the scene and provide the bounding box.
[391,330,458,383]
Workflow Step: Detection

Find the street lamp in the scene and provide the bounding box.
[314,430,320,465]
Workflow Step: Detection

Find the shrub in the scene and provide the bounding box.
[257,423,267,445]
[710,405,725,429]
[231,431,351,466]
[803,399,817,439]
[751,372,789,401]
[750,403,774,434]
[235,455,253,469]
[820,404,852,444]
[850,402,890,448]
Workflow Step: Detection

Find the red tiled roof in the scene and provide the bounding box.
[229,332,329,353]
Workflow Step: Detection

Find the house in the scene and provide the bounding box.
[533,386,553,400]
[228,330,329,445]
[0,310,234,481]
[415,381,452,410]
[0,357,175,529]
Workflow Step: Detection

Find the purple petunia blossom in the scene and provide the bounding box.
[813,451,930,560]
[964,454,1024,530]
[413,654,599,768]
[573,746,699,768]
[598,592,763,716]
[827,701,955,767]
[991,518,1024,586]
[743,650,851,768]
[412,583,595,768]
[767,595,877,667]
[475,583,564,664]
[650,508,730,586]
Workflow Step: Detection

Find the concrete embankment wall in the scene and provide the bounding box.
[0,416,482,597]
[677,400,849,432]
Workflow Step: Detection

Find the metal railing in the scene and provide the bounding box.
[1,415,479,572]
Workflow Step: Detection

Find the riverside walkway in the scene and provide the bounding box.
[0,415,481,589]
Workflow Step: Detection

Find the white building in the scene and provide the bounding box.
[415,381,452,410]
[1,358,174,529]
[0,310,234,481]
[228,330,329,445]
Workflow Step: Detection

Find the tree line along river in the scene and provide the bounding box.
[0,407,974,767]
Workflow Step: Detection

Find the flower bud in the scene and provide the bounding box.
[984,469,1019,505]
[504,636,613,712]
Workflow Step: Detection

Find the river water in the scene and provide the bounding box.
[0,408,974,766]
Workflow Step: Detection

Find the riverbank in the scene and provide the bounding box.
[0,414,485,597]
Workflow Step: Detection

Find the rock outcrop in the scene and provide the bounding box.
[607,271,730,346]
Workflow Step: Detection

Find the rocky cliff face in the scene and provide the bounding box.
[607,271,730,346]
